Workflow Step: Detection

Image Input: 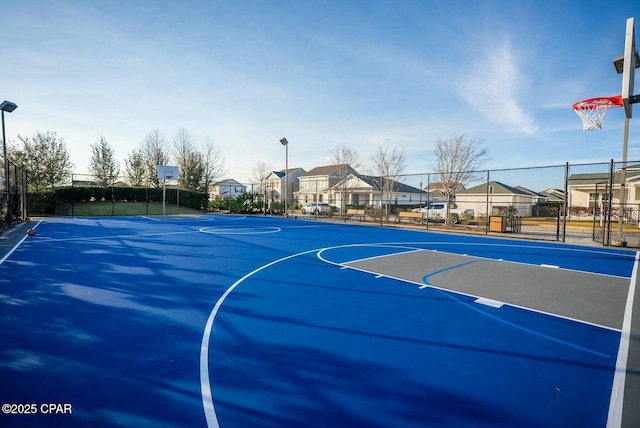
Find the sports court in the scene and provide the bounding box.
[0,214,638,427]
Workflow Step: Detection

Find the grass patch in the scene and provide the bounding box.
[69,201,204,216]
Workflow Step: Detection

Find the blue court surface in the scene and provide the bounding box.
[0,215,637,428]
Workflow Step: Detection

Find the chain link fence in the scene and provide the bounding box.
[23,161,640,247]
[28,173,209,217]
[277,160,640,247]
[1,157,28,229]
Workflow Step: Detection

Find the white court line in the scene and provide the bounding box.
[195,237,634,427]
[607,251,639,427]
[340,247,423,265]
[408,242,631,280]
[200,247,322,428]
[27,229,198,244]
[329,240,630,280]
[198,226,280,235]
[0,220,42,265]
[475,297,505,308]
[317,244,624,333]
[141,215,243,222]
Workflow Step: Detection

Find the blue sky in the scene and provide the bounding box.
[1,0,639,184]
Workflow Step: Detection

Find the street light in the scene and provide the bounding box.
[280,138,288,216]
[1,100,18,226]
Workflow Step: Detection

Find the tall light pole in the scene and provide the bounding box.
[280,138,288,216]
[1,101,18,226]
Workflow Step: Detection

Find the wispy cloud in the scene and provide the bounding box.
[457,37,538,134]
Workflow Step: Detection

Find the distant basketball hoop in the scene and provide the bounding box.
[158,165,179,181]
[157,165,180,215]
[572,95,623,131]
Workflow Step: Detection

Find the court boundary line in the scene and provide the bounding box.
[316,240,632,279]
[418,259,611,359]
[0,220,41,265]
[200,247,322,428]
[317,245,623,333]
[22,229,200,244]
[393,241,631,280]
[607,251,640,427]
[201,242,625,426]
[190,232,635,427]
[423,245,630,280]
[198,226,281,235]
[141,215,231,222]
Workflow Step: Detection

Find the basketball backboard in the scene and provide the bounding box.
[157,165,179,181]
[617,17,639,118]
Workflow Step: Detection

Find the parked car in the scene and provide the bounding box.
[301,202,331,215]
[412,203,474,224]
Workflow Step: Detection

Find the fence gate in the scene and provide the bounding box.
[592,181,611,245]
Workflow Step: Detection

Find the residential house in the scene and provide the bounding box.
[567,167,640,208]
[263,168,305,206]
[423,181,464,202]
[210,178,247,201]
[455,181,534,217]
[295,164,358,208]
[515,186,548,205]
[333,174,427,208]
[538,188,565,203]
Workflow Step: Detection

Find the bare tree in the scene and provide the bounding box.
[172,128,199,189]
[89,135,120,186]
[201,136,226,197]
[330,144,360,217]
[252,161,273,212]
[251,161,272,205]
[124,148,146,187]
[141,129,171,188]
[371,141,407,220]
[431,134,489,224]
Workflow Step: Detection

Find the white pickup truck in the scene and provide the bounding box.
[413,202,474,224]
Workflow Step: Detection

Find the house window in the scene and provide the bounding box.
[589,192,611,207]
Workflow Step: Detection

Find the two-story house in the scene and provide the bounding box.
[263,168,306,206]
[295,164,358,208]
[333,174,427,209]
[210,178,247,201]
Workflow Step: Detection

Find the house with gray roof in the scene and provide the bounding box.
[264,167,305,206]
[455,181,534,217]
[295,164,358,207]
[567,167,640,208]
[332,173,427,209]
[211,178,247,201]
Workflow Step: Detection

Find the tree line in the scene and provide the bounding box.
[7,127,488,224]
[248,134,488,224]
[7,128,226,193]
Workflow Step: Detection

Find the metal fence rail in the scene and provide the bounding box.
[23,160,640,247]
[1,158,28,228]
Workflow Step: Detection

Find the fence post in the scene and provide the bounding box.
[425,173,430,230]
[71,174,74,218]
[485,170,490,235]
[562,162,568,242]
[606,159,615,246]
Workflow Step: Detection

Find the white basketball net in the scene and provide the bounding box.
[573,97,622,131]
[574,106,609,131]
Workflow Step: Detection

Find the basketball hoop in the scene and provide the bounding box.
[572,95,623,131]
